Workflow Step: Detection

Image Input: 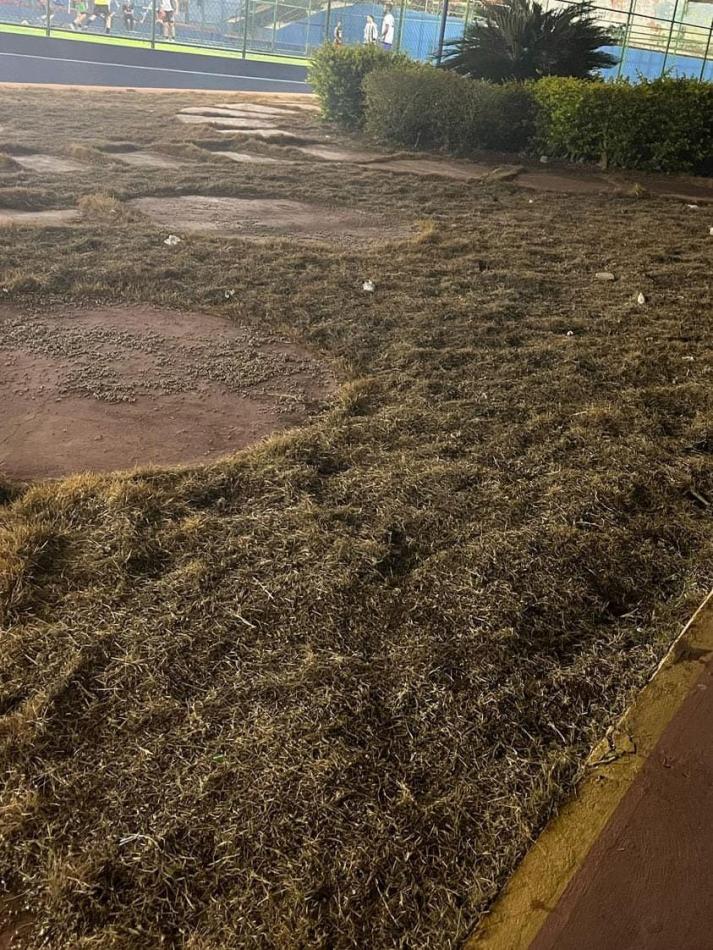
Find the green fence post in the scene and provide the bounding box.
[396,0,406,50]
[699,17,713,80]
[151,0,157,47]
[324,0,332,41]
[463,0,471,31]
[617,0,635,79]
[242,0,250,57]
[45,0,51,36]
[435,0,449,63]
[661,0,680,74]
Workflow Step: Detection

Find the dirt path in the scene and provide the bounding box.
[0,305,334,478]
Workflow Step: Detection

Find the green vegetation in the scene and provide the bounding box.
[308,43,412,128]
[363,66,713,174]
[365,64,536,152]
[441,0,617,82]
[534,75,713,174]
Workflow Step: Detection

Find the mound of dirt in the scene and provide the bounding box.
[0,305,334,479]
[128,195,411,243]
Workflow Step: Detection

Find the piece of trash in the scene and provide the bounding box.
[539,155,549,164]
[686,204,700,210]
[362,279,375,293]
[566,330,574,337]
[682,356,694,362]
[709,227,713,236]
[595,272,616,281]
[1,288,8,294]
[637,292,646,305]
[164,234,181,246]
[224,289,235,299]
[528,198,534,204]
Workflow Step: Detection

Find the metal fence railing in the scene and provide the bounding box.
[0,0,712,79]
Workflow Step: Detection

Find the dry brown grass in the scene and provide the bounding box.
[0,87,712,949]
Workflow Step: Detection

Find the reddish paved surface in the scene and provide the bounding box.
[530,653,713,950]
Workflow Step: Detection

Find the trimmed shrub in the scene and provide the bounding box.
[534,76,713,174]
[364,64,537,153]
[308,44,412,129]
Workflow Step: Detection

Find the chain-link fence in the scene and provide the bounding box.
[1,0,712,78]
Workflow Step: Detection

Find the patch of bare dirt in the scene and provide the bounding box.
[128,195,411,243]
[0,305,335,479]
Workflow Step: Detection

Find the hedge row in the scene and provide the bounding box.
[367,67,713,174]
[310,46,713,174]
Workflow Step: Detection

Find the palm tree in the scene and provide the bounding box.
[441,0,618,82]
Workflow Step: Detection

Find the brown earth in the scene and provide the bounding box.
[0,305,334,479]
[128,194,412,242]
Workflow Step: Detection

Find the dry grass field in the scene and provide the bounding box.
[0,86,712,948]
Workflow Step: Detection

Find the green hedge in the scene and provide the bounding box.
[534,76,713,174]
[364,64,537,153]
[360,65,713,175]
[308,44,412,129]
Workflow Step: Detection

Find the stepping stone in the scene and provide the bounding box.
[12,153,85,173]
[182,104,293,118]
[296,145,387,163]
[213,102,301,116]
[129,194,411,245]
[177,114,275,130]
[111,150,183,168]
[217,129,313,144]
[212,151,284,165]
[362,158,487,181]
[0,209,79,226]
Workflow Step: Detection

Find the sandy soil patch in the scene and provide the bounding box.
[0,305,334,479]
[0,208,79,226]
[11,153,85,173]
[128,195,410,243]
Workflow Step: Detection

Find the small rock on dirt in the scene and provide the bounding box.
[595,272,616,281]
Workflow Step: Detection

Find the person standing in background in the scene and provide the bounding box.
[333,20,344,45]
[380,4,394,48]
[159,0,176,40]
[364,14,378,43]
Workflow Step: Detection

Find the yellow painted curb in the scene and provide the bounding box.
[466,589,713,950]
